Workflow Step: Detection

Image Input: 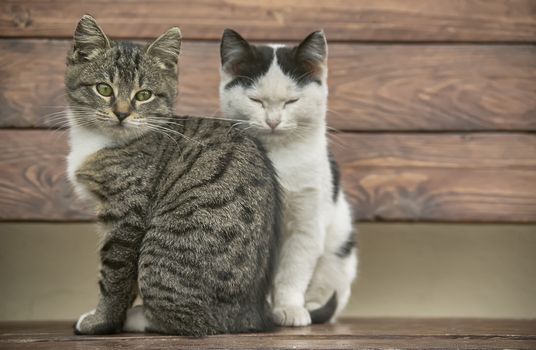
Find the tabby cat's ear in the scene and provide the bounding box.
[70,15,111,63]
[145,27,182,70]
[295,30,327,65]
[220,29,253,74]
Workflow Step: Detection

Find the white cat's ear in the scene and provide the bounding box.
[220,29,252,74]
[296,30,327,64]
[145,27,182,69]
[71,15,111,63]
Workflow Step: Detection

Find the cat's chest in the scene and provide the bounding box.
[268,145,324,190]
[67,127,113,200]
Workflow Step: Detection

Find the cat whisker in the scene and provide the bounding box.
[47,114,90,121]
[226,120,254,135]
[145,118,184,128]
[44,108,109,121]
[129,121,179,147]
[326,108,345,118]
[145,122,203,146]
[40,105,94,110]
[326,134,348,150]
[141,124,180,148]
[326,126,342,133]
[293,70,313,84]
[147,114,258,126]
[49,119,100,142]
[232,75,257,84]
[196,116,255,124]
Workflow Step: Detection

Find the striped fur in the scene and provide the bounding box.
[66,16,281,336]
[75,118,281,336]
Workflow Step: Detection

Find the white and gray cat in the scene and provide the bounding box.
[219,30,358,326]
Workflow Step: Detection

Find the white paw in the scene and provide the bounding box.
[273,305,311,327]
[75,309,95,332]
[123,305,148,332]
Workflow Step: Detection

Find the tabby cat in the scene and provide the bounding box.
[219,29,358,326]
[66,15,281,336]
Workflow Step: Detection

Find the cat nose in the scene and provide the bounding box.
[113,111,130,122]
[266,120,281,130]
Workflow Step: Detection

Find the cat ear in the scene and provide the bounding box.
[295,30,327,65]
[145,27,182,70]
[220,29,253,74]
[71,15,111,63]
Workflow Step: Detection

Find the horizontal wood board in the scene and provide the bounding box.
[1,0,535,42]
[1,1,535,224]
[1,130,535,222]
[1,40,535,131]
[1,319,535,349]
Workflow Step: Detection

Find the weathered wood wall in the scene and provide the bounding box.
[0,1,535,222]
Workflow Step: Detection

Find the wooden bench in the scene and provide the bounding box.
[0,1,535,349]
[1,319,536,349]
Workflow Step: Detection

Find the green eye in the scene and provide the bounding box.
[96,83,113,97]
[135,90,152,102]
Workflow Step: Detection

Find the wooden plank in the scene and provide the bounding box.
[1,40,535,131]
[0,130,92,221]
[1,130,535,222]
[1,319,535,349]
[328,44,536,131]
[334,133,536,221]
[1,0,535,42]
[3,318,536,338]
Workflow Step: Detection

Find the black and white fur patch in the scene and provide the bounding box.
[221,29,326,90]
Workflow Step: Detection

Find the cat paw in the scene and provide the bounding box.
[123,305,148,333]
[272,305,311,327]
[74,309,121,335]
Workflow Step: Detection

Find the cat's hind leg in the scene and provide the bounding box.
[305,248,357,322]
[123,305,150,332]
[305,196,357,322]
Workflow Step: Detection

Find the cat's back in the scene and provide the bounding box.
[164,115,275,187]
[152,116,279,220]
[178,116,264,153]
[74,116,273,201]
[139,117,281,335]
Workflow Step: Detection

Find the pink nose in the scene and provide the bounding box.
[266,120,281,130]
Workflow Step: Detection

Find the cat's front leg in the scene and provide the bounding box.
[75,223,143,335]
[75,290,138,335]
[272,189,325,326]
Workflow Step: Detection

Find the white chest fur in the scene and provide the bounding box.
[67,125,113,200]
[265,129,329,191]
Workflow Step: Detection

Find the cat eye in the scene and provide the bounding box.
[135,90,153,102]
[285,99,299,106]
[96,83,113,97]
[249,97,263,105]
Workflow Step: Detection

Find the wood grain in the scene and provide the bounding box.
[1,319,535,349]
[0,130,93,221]
[334,133,536,221]
[0,0,535,42]
[1,130,535,222]
[1,40,535,131]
